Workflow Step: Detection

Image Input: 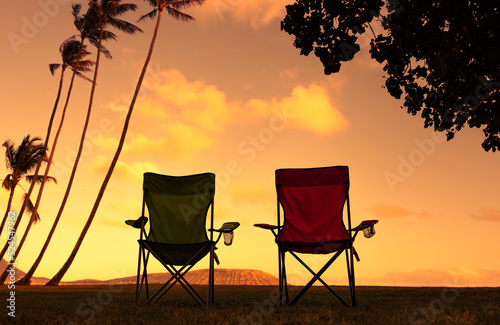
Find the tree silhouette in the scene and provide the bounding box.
[0,136,51,237]
[0,136,55,263]
[3,5,103,256]
[46,0,205,286]
[281,0,500,151]
[13,40,94,286]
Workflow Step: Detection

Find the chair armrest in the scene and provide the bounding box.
[209,222,240,233]
[125,216,148,229]
[254,223,279,230]
[351,220,378,232]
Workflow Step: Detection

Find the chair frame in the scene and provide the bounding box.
[255,166,377,307]
[132,174,219,306]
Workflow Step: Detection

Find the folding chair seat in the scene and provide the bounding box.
[126,172,239,306]
[254,166,378,306]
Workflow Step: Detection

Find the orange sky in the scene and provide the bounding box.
[1,1,499,286]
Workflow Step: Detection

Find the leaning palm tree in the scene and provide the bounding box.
[0,136,49,237]
[0,5,102,248]
[26,40,94,227]
[41,0,142,286]
[46,0,205,286]
[6,41,94,286]
[0,136,55,263]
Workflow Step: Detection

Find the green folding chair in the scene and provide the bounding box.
[126,172,239,306]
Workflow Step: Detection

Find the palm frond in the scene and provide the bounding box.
[2,176,13,190]
[165,6,194,22]
[113,3,138,17]
[72,3,82,19]
[49,64,61,75]
[96,41,113,59]
[100,30,118,42]
[138,9,158,22]
[59,37,78,52]
[26,174,57,184]
[25,174,38,184]
[75,71,94,82]
[169,0,205,10]
[144,0,159,8]
[23,193,41,224]
[108,18,143,34]
[2,139,15,170]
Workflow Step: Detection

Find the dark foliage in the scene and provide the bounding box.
[281,0,500,151]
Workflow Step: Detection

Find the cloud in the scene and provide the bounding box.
[101,69,348,158]
[91,155,159,181]
[280,84,348,136]
[470,206,500,222]
[209,0,291,29]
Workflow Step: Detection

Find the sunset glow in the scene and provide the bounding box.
[1,1,499,287]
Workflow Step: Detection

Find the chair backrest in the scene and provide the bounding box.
[276,166,351,243]
[143,172,215,244]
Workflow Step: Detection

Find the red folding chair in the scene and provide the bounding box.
[254,166,378,306]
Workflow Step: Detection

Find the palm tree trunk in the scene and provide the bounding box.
[0,186,16,237]
[45,23,106,286]
[0,195,28,262]
[0,215,35,284]
[47,13,163,286]
[16,71,78,286]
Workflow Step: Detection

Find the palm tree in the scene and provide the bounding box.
[27,40,94,225]
[4,41,94,286]
[51,2,141,233]
[0,136,55,263]
[0,5,101,248]
[14,1,139,286]
[0,136,49,237]
[46,0,205,286]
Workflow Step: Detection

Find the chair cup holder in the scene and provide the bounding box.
[363,225,376,238]
[223,231,234,246]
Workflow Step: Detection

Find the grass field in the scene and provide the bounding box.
[1,284,499,324]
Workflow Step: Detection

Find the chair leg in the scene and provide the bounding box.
[349,247,356,307]
[135,244,142,304]
[287,248,348,306]
[143,251,150,300]
[278,245,283,306]
[281,249,289,305]
[208,244,215,306]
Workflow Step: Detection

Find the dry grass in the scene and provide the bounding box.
[1,284,499,324]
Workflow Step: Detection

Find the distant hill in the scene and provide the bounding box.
[0,259,50,285]
[63,269,279,286]
[0,259,278,286]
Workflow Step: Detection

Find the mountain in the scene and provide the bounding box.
[0,258,278,286]
[0,259,50,285]
[64,269,279,286]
